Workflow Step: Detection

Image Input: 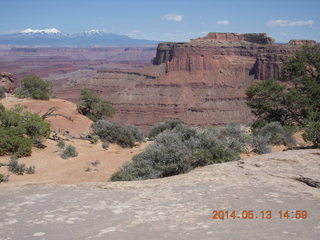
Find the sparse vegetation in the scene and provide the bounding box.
[102,141,110,150]
[8,156,35,175]
[92,120,144,148]
[57,140,66,149]
[15,75,53,100]
[0,173,9,183]
[0,86,6,99]
[91,160,101,166]
[90,135,100,144]
[60,145,78,159]
[77,88,115,121]
[111,123,249,181]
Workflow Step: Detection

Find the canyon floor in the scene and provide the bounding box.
[0,149,319,240]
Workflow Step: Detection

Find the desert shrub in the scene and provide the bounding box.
[7,156,35,175]
[32,139,46,149]
[90,135,100,144]
[0,86,6,99]
[252,122,295,154]
[0,173,9,183]
[91,120,135,148]
[148,119,182,139]
[91,160,101,166]
[8,156,26,175]
[60,145,78,159]
[252,134,271,154]
[303,121,320,146]
[25,165,36,174]
[259,122,295,146]
[15,75,52,100]
[77,88,115,121]
[57,140,66,149]
[111,123,248,181]
[126,124,145,142]
[102,141,110,150]
[0,128,32,157]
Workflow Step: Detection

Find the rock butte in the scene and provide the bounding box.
[52,33,318,131]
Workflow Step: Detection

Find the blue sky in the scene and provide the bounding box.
[0,0,319,42]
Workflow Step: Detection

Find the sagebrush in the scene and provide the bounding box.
[111,123,249,181]
[91,120,144,148]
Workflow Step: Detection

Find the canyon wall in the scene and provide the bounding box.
[58,33,318,131]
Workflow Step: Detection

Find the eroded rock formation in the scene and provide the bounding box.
[0,72,15,93]
[58,33,318,131]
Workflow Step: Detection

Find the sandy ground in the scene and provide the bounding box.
[0,139,151,187]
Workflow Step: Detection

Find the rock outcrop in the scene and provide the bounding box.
[0,72,15,93]
[288,40,317,46]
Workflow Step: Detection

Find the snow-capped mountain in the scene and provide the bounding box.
[0,28,158,46]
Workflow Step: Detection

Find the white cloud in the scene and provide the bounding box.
[161,13,183,22]
[267,19,315,27]
[21,28,61,34]
[200,31,209,35]
[132,29,141,33]
[216,20,230,25]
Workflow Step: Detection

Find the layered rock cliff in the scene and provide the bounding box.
[152,33,311,80]
[58,33,317,131]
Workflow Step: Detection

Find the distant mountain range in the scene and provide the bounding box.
[0,29,159,47]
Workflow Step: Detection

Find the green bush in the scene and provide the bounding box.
[303,121,320,146]
[21,112,51,139]
[60,145,78,159]
[111,123,249,181]
[15,75,52,100]
[0,127,32,157]
[77,88,115,121]
[0,86,6,99]
[0,103,51,157]
[92,120,136,148]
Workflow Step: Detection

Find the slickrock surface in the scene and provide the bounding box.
[0,149,319,239]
